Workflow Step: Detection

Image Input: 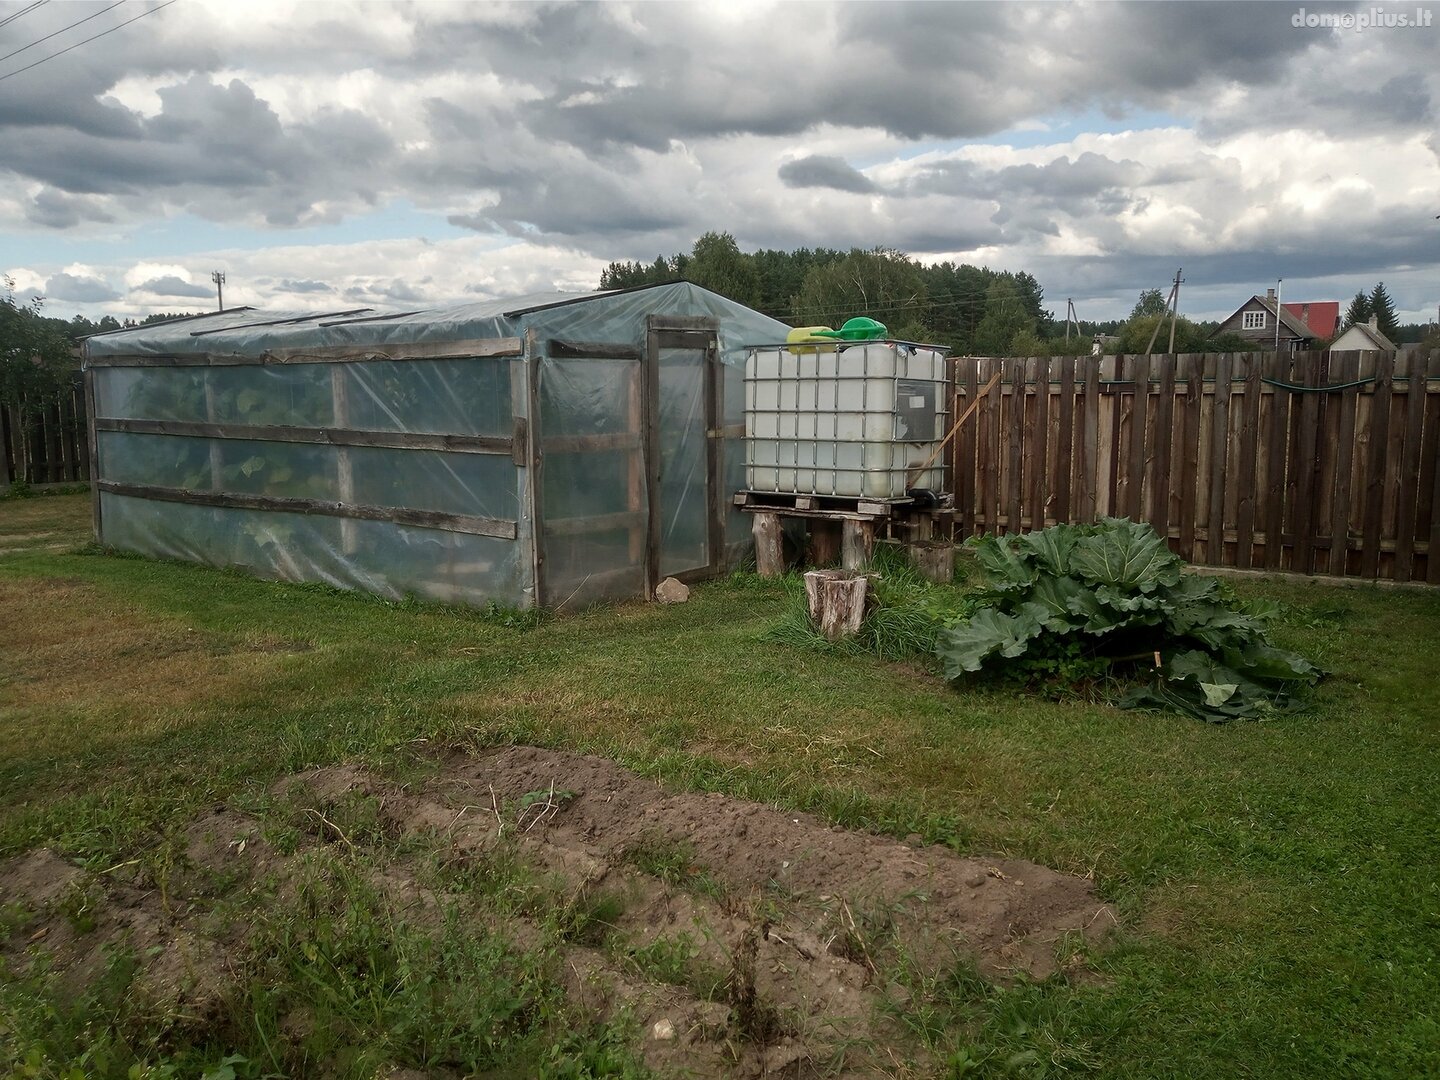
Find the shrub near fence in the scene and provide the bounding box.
[950,349,1440,584]
[0,371,89,486]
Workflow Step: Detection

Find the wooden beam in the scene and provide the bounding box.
[647,315,720,333]
[93,417,513,455]
[526,328,546,602]
[83,369,102,543]
[545,339,642,360]
[86,337,525,367]
[540,431,641,453]
[543,511,646,537]
[95,481,518,540]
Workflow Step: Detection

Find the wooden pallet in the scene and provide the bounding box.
[732,489,913,519]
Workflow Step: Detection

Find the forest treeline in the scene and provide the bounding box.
[599,231,1102,355]
[600,232,1436,356]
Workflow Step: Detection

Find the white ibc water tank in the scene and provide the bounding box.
[744,341,950,499]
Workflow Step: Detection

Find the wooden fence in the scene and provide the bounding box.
[0,373,89,486]
[950,349,1440,584]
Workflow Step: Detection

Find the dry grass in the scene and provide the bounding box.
[0,575,304,761]
[0,493,92,546]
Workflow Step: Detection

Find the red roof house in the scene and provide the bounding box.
[1282,301,1339,341]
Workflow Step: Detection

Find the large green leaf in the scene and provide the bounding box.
[1070,517,1182,592]
[1064,586,1130,635]
[1164,577,1267,647]
[968,534,1036,592]
[1018,526,1080,576]
[1221,641,1321,683]
[937,608,1044,678]
[1019,575,1084,631]
[1094,584,1168,615]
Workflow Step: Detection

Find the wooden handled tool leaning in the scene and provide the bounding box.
[907,370,1003,485]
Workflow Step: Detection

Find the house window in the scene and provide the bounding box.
[1242,310,1266,330]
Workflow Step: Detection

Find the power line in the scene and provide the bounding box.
[0,1,50,31]
[776,291,1035,323]
[0,0,124,65]
[0,0,174,83]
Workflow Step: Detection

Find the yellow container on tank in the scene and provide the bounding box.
[786,326,838,355]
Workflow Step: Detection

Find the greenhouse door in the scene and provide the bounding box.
[647,319,722,591]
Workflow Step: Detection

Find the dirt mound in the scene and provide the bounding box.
[292,745,1113,979]
[2,746,1115,1077]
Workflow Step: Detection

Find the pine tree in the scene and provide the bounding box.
[1368,282,1399,340]
[1344,291,1371,329]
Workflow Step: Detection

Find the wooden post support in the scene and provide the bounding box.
[752,511,784,577]
[804,570,869,641]
[330,367,359,555]
[807,519,842,567]
[841,519,875,570]
[909,541,954,584]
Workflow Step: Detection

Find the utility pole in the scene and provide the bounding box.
[1167,267,1183,354]
[1064,298,1079,344]
[1143,269,1183,354]
[212,270,226,312]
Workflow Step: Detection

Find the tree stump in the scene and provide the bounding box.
[804,570,869,641]
[909,541,954,584]
[752,512,784,578]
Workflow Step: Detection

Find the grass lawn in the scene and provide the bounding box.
[1,493,1437,1078]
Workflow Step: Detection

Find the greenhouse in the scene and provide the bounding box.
[82,281,789,609]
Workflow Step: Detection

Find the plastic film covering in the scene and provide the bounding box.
[656,346,709,576]
[85,282,791,608]
[82,284,787,364]
[98,432,518,521]
[538,357,646,606]
[100,493,523,605]
[95,359,512,435]
[92,355,523,607]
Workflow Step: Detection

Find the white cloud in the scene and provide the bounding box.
[0,1,1434,323]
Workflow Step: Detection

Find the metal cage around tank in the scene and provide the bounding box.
[742,339,952,501]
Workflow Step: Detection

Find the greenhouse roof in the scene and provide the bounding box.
[83,281,791,363]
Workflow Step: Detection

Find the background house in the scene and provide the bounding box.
[1329,315,1397,352]
[1282,301,1339,341]
[1210,288,1323,350]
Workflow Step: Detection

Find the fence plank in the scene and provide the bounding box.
[1428,371,1440,584]
[1393,351,1426,582]
[1150,354,1176,541]
[1415,354,1439,582]
[1055,356,1075,524]
[1031,356,1050,529]
[1126,353,1150,523]
[1327,352,1361,576]
[1263,355,1291,570]
[1006,357,1023,533]
[1206,353,1233,565]
[1232,354,1262,568]
[1174,357,1200,561]
[956,360,977,535]
[1359,352,1393,579]
[1292,351,1324,575]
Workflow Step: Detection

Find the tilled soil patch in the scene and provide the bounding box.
[1,745,1115,1077]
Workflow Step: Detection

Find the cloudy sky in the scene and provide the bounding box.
[3,0,1438,325]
